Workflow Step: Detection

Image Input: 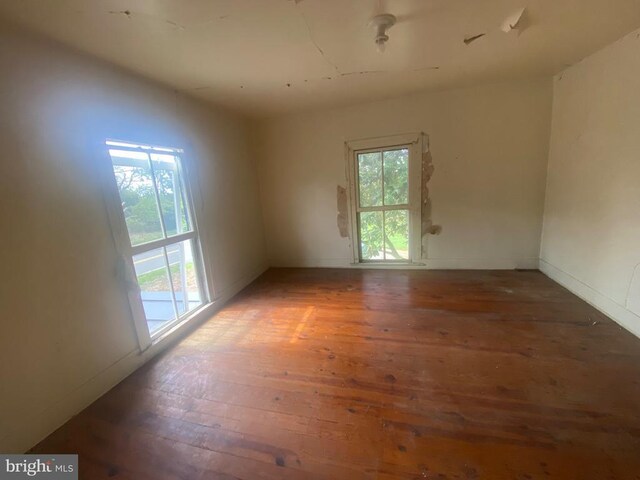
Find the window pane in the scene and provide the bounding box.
[359,211,384,260]
[110,150,164,246]
[384,210,409,260]
[358,152,382,207]
[166,240,203,315]
[133,247,176,334]
[383,148,409,206]
[151,153,191,237]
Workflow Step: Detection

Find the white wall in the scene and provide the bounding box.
[254,79,553,269]
[8,10,638,455]
[540,28,640,338]
[0,24,267,453]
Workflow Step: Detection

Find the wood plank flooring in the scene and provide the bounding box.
[30,269,640,479]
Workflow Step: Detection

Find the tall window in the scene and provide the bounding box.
[347,134,423,263]
[107,140,208,339]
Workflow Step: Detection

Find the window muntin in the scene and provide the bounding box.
[355,146,411,262]
[108,140,207,337]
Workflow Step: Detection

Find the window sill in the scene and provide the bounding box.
[147,301,216,350]
[349,261,427,268]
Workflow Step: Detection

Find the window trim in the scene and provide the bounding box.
[346,133,423,265]
[100,139,213,350]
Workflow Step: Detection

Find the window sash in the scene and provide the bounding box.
[355,146,410,262]
[357,209,411,263]
[103,139,211,350]
[354,146,410,211]
[110,144,194,242]
[346,133,424,265]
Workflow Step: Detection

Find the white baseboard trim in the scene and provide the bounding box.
[270,258,353,268]
[270,257,540,270]
[539,259,640,339]
[424,257,539,270]
[2,264,268,454]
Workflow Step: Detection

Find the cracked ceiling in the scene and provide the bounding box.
[0,0,639,117]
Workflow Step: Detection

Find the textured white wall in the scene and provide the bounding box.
[0,24,267,452]
[540,28,640,338]
[254,79,553,269]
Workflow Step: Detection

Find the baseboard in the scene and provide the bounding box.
[424,257,539,270]
[539,259,640,339]
[1,263,268,454]
[269,257,353,268]
[270,257,540,270]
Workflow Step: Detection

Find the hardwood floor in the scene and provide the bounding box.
[31,269,640,479]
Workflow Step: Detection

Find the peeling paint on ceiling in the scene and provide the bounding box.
[0,0,639,117]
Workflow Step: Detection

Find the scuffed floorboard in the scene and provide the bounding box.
[30,269,640,479]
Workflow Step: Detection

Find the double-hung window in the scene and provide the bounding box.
[347,133,423,264]
[105,140,209,344]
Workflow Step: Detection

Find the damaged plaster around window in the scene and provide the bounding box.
[341,133,440,258]
[421,135,441,258]
[337,185,349,238]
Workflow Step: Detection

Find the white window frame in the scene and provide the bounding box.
[346,133,423,265]
[100,139,213,350]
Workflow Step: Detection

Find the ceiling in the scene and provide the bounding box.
[1,0,639,117]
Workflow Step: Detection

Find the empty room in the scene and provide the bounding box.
[1,0,640,478]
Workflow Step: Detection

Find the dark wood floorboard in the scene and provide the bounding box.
[31,269,640,479]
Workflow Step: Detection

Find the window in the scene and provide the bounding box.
[347,133,423,264]
[105,140,209,343]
